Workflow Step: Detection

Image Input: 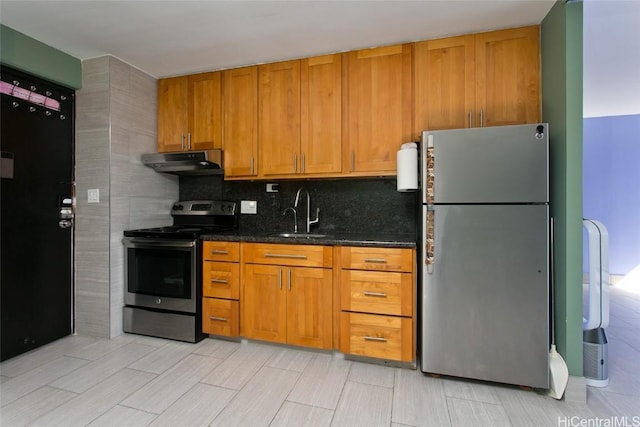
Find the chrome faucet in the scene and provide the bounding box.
[282,206,297,233]
[294,187,320,233]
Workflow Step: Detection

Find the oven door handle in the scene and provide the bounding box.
[123,239,196,249]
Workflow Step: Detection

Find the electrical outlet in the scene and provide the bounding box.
[240,200,257,214]
[266,183,279,193]
[87,188,100,203]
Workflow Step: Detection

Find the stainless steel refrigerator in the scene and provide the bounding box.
[420,123,550,389]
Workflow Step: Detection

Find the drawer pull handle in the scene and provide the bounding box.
[364,258,387,263]
[264,253,308,260]
[364,336,387,343]
[210,250,229,255]
[209,316,227,322]
[363,291,387,298]
[210,278,228,284]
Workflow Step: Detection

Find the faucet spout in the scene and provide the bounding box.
[294,187,319,233]
[282,207,297,233]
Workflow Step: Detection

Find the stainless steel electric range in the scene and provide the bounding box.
[122,200,238,342]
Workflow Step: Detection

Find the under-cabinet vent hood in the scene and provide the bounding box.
[141,150,223,176]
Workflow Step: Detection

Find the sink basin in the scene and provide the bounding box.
[270,232,327,239]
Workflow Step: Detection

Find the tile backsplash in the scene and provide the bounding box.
[179,176,418,236]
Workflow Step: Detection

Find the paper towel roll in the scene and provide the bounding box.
[397,142,418,192]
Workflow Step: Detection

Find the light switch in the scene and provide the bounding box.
[240,200,257,214]
[88,188,100,203]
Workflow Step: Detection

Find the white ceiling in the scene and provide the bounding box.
[1,0,555,78]
[1,1,638,118]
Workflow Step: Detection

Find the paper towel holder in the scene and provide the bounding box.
[396,142,419,192]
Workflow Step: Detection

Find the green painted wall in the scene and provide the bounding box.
[541,1,584,376]
[1,24,82,89]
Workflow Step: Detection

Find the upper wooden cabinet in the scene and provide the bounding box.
[343,44,413,176]
[414,35,475,133]
[259,60,301,176]
[259,55,342,177]
[301,54,342,175]
[475,26,540,128]
[222,66,258,178]
[157,72,221,152]
[414,26,540,136]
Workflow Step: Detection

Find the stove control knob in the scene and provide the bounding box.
[156,298,162,305]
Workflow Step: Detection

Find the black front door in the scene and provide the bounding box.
[1,66,74,361]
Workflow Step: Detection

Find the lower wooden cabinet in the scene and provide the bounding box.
[202,241,240,338]
[340,312,413,362]
[202,241,416,363]
[203,298,239,337]
[241,243,333,350]
[242,264,332,348]
[339,246,416,363]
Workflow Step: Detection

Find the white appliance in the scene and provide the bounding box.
[420,123,550,389]
[582,219,610,387]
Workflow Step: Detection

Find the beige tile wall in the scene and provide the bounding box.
[75,56,178,338]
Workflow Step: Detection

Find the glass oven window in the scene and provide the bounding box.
[128,248,192,299]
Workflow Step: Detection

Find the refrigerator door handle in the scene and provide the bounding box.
[425,205,435,274]
[425,135,435,204]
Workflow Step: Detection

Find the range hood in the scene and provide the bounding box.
[141,150,223,176]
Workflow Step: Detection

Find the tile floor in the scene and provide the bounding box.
[1,286,639,427]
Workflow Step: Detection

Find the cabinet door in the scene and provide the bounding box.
[286,267,332,349]
[414,35,475,135]
[343,44,413,175]
[157,76,188,152]
[223,66,258,177]
[475,26,540,127]
[301,54,342,175]
[259,60,301,176]
[242,264,286,343]
[189,72,221,150]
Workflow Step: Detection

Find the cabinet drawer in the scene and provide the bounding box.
[340,247,413,272]
[203,261,239,299]
[341,270,413,316]
[203,241,240,262]
[203,298,239,337]
[340,312,413,362]
[242,243,332,268]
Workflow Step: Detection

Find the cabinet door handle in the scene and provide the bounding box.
[363,258,387,264]
[210,249,229,255]
[287,268,291,291]
[209,316,227,322]
[363,291,387,298]
[264,253,307,260]
[364,336,387,342]
[187,132,192,150]
[294,153,298,173]
[351,151,355,172]
[468,111,473,128]
[181,133,185,151]
[301,153,306,174]
[210,278,228,284]
[278,268,283,290]
[480,109,484,128]
[250,156,255,175]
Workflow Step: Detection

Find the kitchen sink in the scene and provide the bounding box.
[270,232,327,239]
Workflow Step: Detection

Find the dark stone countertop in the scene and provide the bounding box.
[201,231,417,248]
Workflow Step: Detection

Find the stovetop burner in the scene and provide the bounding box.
[123,200,238,239]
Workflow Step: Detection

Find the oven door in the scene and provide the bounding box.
[123,237,198,313]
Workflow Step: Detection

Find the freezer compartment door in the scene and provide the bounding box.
[422,124,548,204]
[421,204,549,388]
